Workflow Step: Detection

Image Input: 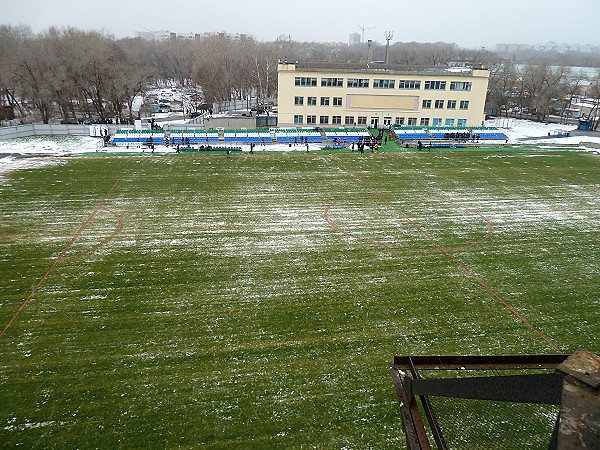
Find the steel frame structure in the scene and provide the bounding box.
[390,350,600,449]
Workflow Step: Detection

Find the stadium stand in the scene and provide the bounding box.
[392,126,509,142]
[470,127,509,140]
[275,128,322,143]
[427,127,471,139]
[393,127,431,140]
[111,125,509,148]
[323,128,370,143]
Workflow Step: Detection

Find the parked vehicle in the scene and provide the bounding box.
[82,117,113,125]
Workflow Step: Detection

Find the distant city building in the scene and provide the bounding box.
[135,30,171,41]
[176,32,196,40]
[495,43,531,53]
[534,42,596,53]
[349,33,361,46]
[277,61,490,128]
[134,30,253,42]
[496,42,598,54]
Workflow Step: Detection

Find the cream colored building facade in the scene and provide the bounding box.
[277,62,490,128]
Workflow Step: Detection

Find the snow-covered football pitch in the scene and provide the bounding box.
[1,149,598,448]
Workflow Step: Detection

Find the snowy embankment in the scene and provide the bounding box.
[0,136,103,175]
[487,117,600,147]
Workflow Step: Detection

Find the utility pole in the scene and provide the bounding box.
[384,31,393,64]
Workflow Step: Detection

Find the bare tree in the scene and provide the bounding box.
[533,65,569,122]
[192,35,241,105]
[587,69,600,130]
[0,25,33,120]
[252,43,279,101]
[12,36,57,123]
[558,69,586,123]
[65,30,124,121]
[486,60,518,115]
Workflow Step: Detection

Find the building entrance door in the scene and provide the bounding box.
[370,117,379,128]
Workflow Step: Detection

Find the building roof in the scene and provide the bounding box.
[279,61,487,77]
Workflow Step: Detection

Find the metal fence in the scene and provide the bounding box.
[0,124,128,141]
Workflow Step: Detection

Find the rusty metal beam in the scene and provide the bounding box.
[408,373,563,405]
[406,356,448,450]
[390,366,431,450]
[393,354,569,371]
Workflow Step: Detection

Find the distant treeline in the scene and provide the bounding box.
[0,25,599,126]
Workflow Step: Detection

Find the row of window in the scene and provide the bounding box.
[293,115,469,127]
[293,96,470,110]
[294,77,472,91]
[422,99,470,110]
[294,96,343,106]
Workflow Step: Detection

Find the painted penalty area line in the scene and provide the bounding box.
[329,155,563,354]
[0,179,121,339]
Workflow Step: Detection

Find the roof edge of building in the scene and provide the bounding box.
[278,60,488,77]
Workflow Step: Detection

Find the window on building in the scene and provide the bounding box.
[294,115,303,124]
[321,77,344,87]
[435,100,444,109]
[333,97,343,106]
[422,99,432,109]
[320,97,330,106]
[295,77,317,86]
[374,79,395,89]
[457,119,467,126]
[307,97,317,106]
[345,116,355,125]
[395,117,405,125]
[383,117,392,125]
[407,117,417,126]
[294,96,304,106]
[450,81,472,91]
[306,115,316,124]
[357,116,367,125]
[399,80,421,89]
[447,100,457,109]
[460,100,470,110]
[348,78,369,88]
[319,116,329,124]
[445,118,455,127]
[332,116,342,125]
[424,81,446,90]
[420,118,430,126]
[433,118,442,126]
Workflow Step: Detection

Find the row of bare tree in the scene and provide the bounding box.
[1,24,599,128]
[486,60,600,128]
[0,26,153,124]
[0,26,281,123]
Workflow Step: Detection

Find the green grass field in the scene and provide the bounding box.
[1,149,598,448]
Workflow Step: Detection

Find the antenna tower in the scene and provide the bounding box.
[384,31,394,64]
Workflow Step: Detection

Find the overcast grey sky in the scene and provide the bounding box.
[2,0,599,49]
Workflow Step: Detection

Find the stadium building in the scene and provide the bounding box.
[277,61,490,129]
